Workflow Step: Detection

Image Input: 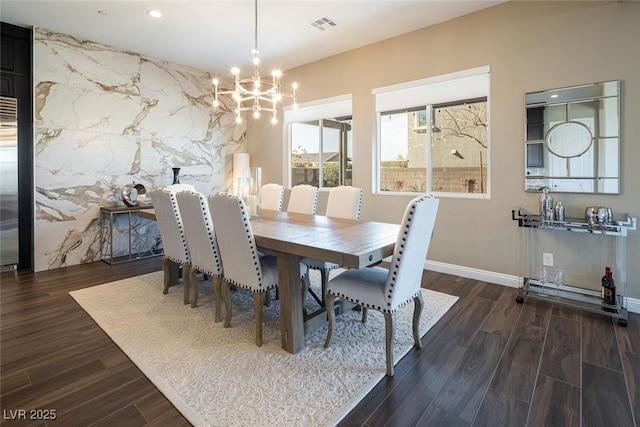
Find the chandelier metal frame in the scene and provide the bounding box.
[212,0,297,124]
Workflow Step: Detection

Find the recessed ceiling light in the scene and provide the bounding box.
[147,10,162,18]
[550,94,559,98]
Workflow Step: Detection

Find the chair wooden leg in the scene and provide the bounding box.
[161,257,172,294]
[384,312,396,376]
[188,267,199,308]
[213,276,222,323]
[222,281,232,328]
[265,289,271,307]
[254,291,264,347]
[182,265,191,305]
[361,307,368,323]
[413,292,424,349]
[320,268,329,305]
[324,293,336,348]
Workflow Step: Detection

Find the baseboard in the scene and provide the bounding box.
[424,260,640,315]
[424,260,523,289]
[627,299,640,315]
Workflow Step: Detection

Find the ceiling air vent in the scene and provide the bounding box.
[310,16,338,31]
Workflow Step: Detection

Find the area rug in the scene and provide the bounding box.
[70,270,458,427]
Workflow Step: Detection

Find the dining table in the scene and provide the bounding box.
[139,207,399,354]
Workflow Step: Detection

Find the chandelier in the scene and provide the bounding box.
[212,0,297,124]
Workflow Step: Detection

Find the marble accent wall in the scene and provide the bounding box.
[34,28,246,271]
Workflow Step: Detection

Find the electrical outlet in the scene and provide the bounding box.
[543,252,554,267]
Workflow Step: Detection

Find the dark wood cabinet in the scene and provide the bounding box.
[1,22,33,271]
[1,23,31,77]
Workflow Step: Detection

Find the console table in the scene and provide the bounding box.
[100,205,163,264]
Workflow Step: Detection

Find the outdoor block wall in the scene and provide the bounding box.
[380,167,487,193]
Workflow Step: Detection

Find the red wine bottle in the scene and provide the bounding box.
[602,267,617,312]
[601,266,610,302]
[606,269,616,306]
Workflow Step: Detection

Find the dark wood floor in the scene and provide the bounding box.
[1,258,638,426]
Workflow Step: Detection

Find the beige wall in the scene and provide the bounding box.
[248,1,640,298]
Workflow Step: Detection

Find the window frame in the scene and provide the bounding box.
[283,95,353,189]
[373,66,491,199]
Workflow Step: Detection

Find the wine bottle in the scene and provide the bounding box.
[606,269,616,306]
[601,266,610,302]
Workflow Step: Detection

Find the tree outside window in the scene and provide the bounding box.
[431,99,487,194]
[379,98,487,194]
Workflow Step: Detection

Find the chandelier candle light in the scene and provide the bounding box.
[212,0,298,124]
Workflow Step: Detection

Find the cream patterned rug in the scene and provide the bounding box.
[70,270,458,427]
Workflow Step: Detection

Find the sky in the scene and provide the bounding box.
[291,116,407,161]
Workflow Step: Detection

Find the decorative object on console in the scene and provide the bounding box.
[554,201,565,222]
[211,0,297,124]
[585,206,598,226]
[172,167,181,185]
[121,183,149,207]
[585,205,613,226]
[601,266,617,313]
[238,167,262,218]
[538,186,554,221]
[597,206,613,225]
[232,152,250,195]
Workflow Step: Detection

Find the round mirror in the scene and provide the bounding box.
[544,121,593,158]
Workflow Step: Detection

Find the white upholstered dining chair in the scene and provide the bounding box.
[286,184,319,215]
[324,195,440,376]
[208,192,308,346]
[148,187,192,304]
[260,183,285,211]
[165,183,195,193]
[325,185,363,220]
[301,186,363,310]
[175,190,225,321]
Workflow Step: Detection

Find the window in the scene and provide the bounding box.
[285,97,352,188]
[374,67,490,196]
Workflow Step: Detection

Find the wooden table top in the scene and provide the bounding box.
[138,208,399,268]
[252,210,399,268]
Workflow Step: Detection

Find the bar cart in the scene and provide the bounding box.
[512,208,636,326]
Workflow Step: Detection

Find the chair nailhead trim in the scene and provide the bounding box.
[330,290,420,313]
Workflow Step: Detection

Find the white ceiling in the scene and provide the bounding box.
[1,1,506,74]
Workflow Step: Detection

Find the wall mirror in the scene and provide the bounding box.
[524,80,620,194]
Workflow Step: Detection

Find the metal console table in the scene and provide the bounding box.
[512,208,636,326]
[100,205,163,264]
